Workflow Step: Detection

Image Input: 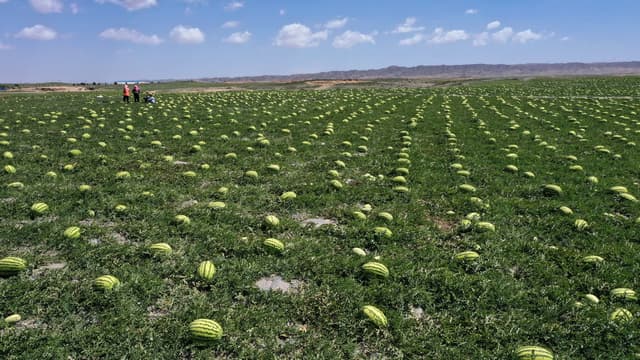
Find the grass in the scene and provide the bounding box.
[1,78,639,359]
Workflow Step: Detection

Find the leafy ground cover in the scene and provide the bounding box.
[1,78,639,359]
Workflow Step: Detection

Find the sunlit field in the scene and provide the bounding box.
[1,77,639,359]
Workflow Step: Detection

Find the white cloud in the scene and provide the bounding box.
[30,0,63,13]
[223,31,251,44]
[399,33,425,46]
[465,8,478,15]
[279,9,285,15]
[222,21,239,29]
[429,28,469,44]
[486,21,501,30]
[513,29,542,43]
[0,0,9,3]
[70,3,79,14]
[95,0,157,11]
[473,32,489,46]
[274,23,327,48]
[492,27,513,43]
[99,27,163,45]
[392,17,424,33]
[15,24,57,40]
[560,36,570,41]
[332,30,375,48]
[170,25,205,44]
[325,17,348,29]
[0,42,12,50]
[224,1,243,11]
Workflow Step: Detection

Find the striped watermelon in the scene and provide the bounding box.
[31,202,49,214]
[94,275,120,291]
[149,243,172,256]
[189,319,223,341]
[611,288,637,300]
[64,226,81,239]
[362,305,388,328]
[455,251,480,262]
[197,261,216,280]
[610,308,633,322]
[362,262,389,278]
[0,256,27,276]
[263,238,284,253]
[516,345,554,359]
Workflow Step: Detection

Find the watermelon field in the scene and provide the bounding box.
[1,77,640,359]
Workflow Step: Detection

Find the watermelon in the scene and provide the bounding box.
[362,262,389,278]
[516,345,554,359]
[574,219,589,231]
[264,215,280,227]
[610,308,633,322]
[611,288,637,300]
[197,261,216,280]
[4,314,21,324]
[582,255,604,263]
[31,202,49,214]
[455,251,480,262]
[207,201,226,209]
[543,184,563,196]
[174,215,190,225]
[0,256,27,276]
[94,275,120,291]
[263,238,284,253]
[189,319,223,341]
[63,226,81,239]
[362,305,388,328]
[149,243,172,256]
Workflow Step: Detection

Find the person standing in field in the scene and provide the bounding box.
[123,84,130,103]
[133,84,141,102]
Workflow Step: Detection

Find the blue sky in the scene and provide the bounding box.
[1,0,639,83]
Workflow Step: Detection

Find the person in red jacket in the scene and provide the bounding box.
[123,84,130,103]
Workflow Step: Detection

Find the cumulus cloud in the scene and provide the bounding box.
[429,28,469,44]
[486,21,501,30]
[96,0,157,11]
[513,29,542,43]
[223,31,251,44]
[15,24,57,40]
[473,32,489,46]
[561,36,570,41]
[30,0,63,13]
[325,17,348,29]
[99,27,163,45]
[222,21,239,29]
[224,1,243,11]
[274,23,327,48]
[392,17,424,33]
[465,9,478,15]
[399,33,425,46]
[332,30,375,48]
[492,27,513,43]
[170,25,205,44]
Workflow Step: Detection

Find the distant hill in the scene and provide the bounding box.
[199,61,640,83]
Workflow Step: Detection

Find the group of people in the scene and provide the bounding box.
[122,84,155,104]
